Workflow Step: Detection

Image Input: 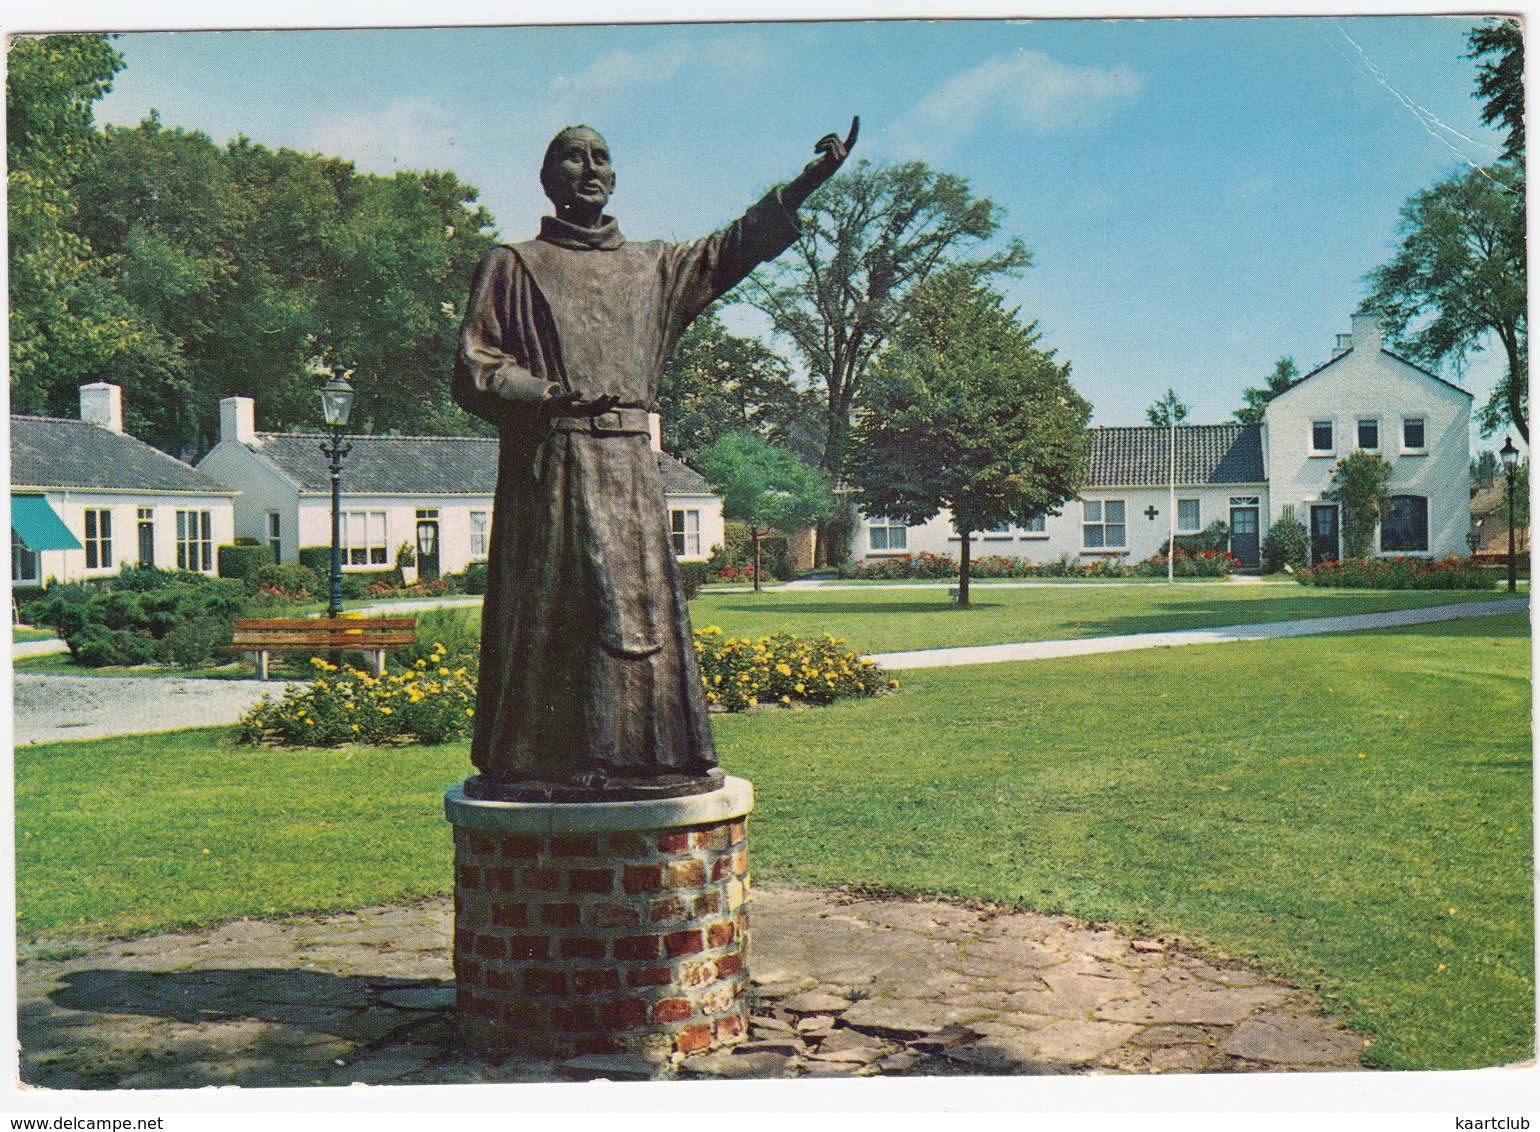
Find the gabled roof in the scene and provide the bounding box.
[247,432,500,495]
[243,431,716,498]
[1284,347,1473,398]
[1088,423,1265,488]
[10,415,232,495]
[658,452,710,494]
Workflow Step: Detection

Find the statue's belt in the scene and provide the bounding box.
[549,406,652,437]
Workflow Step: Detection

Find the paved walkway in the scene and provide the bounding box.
[868,597,1529,669]
[16,886,1369,1089]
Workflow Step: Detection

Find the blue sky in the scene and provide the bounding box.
[82,14,1512,447]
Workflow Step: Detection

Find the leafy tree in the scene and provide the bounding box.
[7,35,178,419]
[657,303,814,465]
[1504,459,1530,532]
[1324,450,1393,559]
[1145,388,1190,428]
[697,434,832,592]
[739,159,1031,559]
[846,269,1091,606]
[1362,161,1525,443]
[1234,356,1301,424]
[1471,448,1500,484]
[1468,18,1523,162]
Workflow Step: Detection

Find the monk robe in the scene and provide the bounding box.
[452,189,800,792]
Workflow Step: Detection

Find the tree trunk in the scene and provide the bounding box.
[1501,328,1528,442]
[957,529,972,607]
[752,528,762,593]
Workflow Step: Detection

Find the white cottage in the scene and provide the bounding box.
[197,397,722,575]
[850,312,1471,569]
[10,383,237,587]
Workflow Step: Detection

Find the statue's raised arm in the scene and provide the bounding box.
[781,116,859,212]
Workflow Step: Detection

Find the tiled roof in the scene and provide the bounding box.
[658,452,710,494]
[243,432,715,498]
[1088,423,1265,488]
[10,416,232,494]
[247,432,500,495]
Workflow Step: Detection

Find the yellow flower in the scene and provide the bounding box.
[794,683,805,693]
[465,708,474,717]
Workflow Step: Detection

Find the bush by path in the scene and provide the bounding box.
[1297,555,1499,589]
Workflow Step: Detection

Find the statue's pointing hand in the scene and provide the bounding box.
[784,116,858,211]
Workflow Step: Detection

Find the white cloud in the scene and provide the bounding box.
[889,49,1141,157]
[306,97,463,175]
[546,38,768,122]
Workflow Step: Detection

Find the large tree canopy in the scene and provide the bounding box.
[9,36,501,456]
[1361,160,1526,442]
[1468,18,1523,162]
[739,158,1031,480]
[696,433,831,592]
[656,303,816,466]
[847,269,1090,605]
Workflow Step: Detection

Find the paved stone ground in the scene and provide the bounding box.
[17,885,1368,1090]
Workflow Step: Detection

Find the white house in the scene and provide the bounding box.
[197,397,722,575]
[10,383,237,587]
[850,313,1471,569]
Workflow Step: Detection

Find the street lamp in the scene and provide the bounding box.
[1500,436,1520,593]
[319,372,355,617]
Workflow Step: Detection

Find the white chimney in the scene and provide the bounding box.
[220,396,257,445]
[79,383,123,432]
[1350,312,1384,354]
[1334,334,1353,358]
[648,411,663,453]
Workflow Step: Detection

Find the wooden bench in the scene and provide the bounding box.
[232,617,417,680]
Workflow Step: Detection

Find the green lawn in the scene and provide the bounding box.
[14,614,1530,1070]
[13,626,58,643]
[691,584,1516,654]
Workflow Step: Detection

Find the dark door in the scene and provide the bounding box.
[1229,507,1260,570]
[416,520,440,581]
[1310,504,1340,565]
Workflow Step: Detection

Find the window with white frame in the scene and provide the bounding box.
[1402,417,1426,451]
[1311,420,1334,454]
[869,517,908,552]
[469,511,489,560]
[982,522,1013,541]
[176,510,213,571]
[1357,419,1380,450]
[670,508,700,557]
[12,528,39,584]
[1019,514,1047,535]
[1082,499,1126,548]
[1177,498,1201,533]
[83,508,113,570]
[342,510,388,566]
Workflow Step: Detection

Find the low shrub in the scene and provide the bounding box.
[1133,547,1239,577]
[707,564,771,585]
[236,645,477,747]
[25,572,248,667]
[693,627,895,711]
[67,623,158,667]
[1158,520,1232,558]
[679,561,708,600]
[218,544,274,587]
[258,562,322,596]
[1295,555,1498,590]
[297,546,333,577]
[835,551,1136,581]
[1263,513,1310,574]
[462,561,489,595]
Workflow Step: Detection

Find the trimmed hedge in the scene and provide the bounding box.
[679,562,708,600]
[218,543,275,586]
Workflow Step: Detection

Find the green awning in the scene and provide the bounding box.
[11,495,81,551]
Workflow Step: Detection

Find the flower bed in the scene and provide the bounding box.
[237,644,476,746]
[1133,547,1240,577]
[1295,555,1499,590]
[836,551,1134,580]
[693,627,895,711]
[706,565,768,585]
[363,577,459,600]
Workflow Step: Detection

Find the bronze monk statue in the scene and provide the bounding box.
[453,119,857,801]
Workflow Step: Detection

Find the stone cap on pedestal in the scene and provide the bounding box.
[445,776,753,834]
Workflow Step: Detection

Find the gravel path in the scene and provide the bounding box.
[13,673,279,745]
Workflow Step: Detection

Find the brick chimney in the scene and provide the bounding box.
[220,396,258,445]
[79,383,123,432]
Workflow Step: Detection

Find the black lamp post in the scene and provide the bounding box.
[1500,436,1520,593]
[319,372,355,617]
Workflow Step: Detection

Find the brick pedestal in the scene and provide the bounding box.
[444,777,753,1061]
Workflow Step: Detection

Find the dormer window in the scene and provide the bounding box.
[1311,421,1334,454]
[1357,419,1379,450]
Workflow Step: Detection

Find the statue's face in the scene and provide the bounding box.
[542,128,615,212]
